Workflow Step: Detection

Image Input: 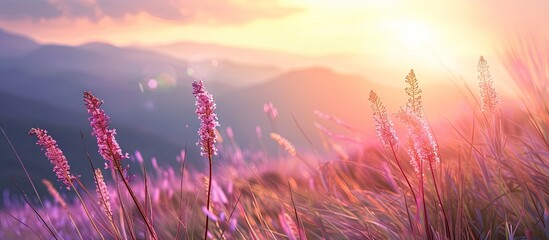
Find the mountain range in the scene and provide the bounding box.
[0,28,463,195]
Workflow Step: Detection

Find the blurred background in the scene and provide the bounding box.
[0,0,547,193]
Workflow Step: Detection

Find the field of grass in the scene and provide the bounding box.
[1,41,548,240]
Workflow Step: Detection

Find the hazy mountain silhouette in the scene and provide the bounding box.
[149,41,305,69]
[0,29,463,195]
[0,29,39,58]
[147,41,390,82]
[217,66,465,154]
[0,90,183,195]
[0,30,262,193]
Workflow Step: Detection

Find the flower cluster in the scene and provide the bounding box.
[478,56,499,114]
[94,168,112,220]
[369,90,399,148]
[263,102,278,119]
[192,80,219,157]
[29,128,76,189]
[42,179,67,208]
[404,69,423,116]
[397,107,440,174]
[84,91,127,169]
[270,133,297,157]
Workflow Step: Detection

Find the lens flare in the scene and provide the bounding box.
[140,63,178,91]
[147,79,158,89]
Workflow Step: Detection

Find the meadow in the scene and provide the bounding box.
[0,41,548,240]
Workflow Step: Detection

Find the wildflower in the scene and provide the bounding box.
[229,217,238,232]
[192,80,219,156]
[201,206,218,222]
[270,133,297,157]
[134,150,144,164]
[263,102,278,119]
[29,128,76,189]
[405,69,423,116]
[398,107,440,174]
[84,91,127,169]
[94,168,112,220]
[369,91,399,148]
[406,139,421,174]
[42,179,67,208]
[478,56,499,114]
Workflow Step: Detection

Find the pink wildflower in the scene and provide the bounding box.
[405,69,423,116]
[478,56,499,114]
[369,91,399,148]
[201,206,218,222]
[42,179,67,208]
[192,80,219,156]
[94,168,112,219]
[263,102,278,119]
[29,128,76,189]
[397,107,440,174]
[134,150,144,164]
[84,91,127,169]
[270,133,297,157]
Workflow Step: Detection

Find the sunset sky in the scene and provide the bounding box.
[1,0,547,87]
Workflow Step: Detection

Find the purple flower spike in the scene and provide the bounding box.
[192,80,219,157]
[84,91,128,169]
[29,128,76,189]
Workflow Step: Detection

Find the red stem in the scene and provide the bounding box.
[390,145,417,203]
[102,130,157,239]
[204,151,213,240]
[116,166,158,240]
[389,145,416,233]
[419,161,432,240]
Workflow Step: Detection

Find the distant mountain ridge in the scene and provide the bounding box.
[146,40,399,84]
[0,28,464,194]
[0,29,39,58]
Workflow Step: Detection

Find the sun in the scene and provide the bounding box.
[390,20,435,48]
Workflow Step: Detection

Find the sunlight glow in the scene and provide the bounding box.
[396,21,434,48]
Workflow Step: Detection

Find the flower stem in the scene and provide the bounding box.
[204,152,213,240]
[390,145,417,203]
[429,160,451,239]
[419,161,432,240]
[389,145,417,233]
[114,164,158,239]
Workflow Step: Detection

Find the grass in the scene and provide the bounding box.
[0,44,548,239]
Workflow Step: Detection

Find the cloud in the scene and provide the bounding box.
[0,0,301,24]
[0,0,61,20]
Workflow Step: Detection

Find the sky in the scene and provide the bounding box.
[0,0,547,87]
